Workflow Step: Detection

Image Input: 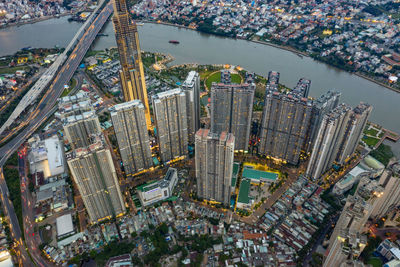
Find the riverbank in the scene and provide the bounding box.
[354,72,400,94]
[138,20,399,93]
[0,13,73,30]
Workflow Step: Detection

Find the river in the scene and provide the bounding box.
[0,16,399,153]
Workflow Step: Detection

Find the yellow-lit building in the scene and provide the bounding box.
[112,0,151,129]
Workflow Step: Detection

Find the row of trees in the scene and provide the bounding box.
[3,155,23,237]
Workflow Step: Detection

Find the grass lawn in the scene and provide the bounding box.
[199,69,215,80]
[363,136,380,147]
[370,144,394,166]
[205,71,242,90]
[367,257,382,267]
[84,50,104,58]
[0,66,30,75]
[61,78,76,97]
[364,127,379,137]
[61,88,71,97]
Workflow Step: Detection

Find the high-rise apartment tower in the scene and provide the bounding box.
[195,129,234,206]
[152,88,188,163]
[182,71,200,143]
[210,71,254,151]
[110,100,153,177]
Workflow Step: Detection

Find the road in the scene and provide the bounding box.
[0,0,110,137]
[0,2,113,166]
[0,2,113,265]
[19,150,54,267]
[0,168,30,266]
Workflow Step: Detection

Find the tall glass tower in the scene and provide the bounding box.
[112,0,151,129]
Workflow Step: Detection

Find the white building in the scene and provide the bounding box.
[333,155,385,195]
[137,168,178,207]
[28,135,65,179]
[56,214,74,239]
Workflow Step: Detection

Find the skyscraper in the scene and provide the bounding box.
[306,104,352,180]
[210,72,254,151]
[63,110,102,150]
[292,78,311,98]
[61,93,126,224]
[110,100,153,177]
[371,161,400,219]
[325,177,382,266]
[58,91,102,150]
[195,129,234,206]
[323,229,367,267]
[308,91,341,150]
[152,88,188,163]
[306,102,371,180]
[112,0,151,129]
[57,91,93,119]
[258,78,313,164]
[66,138,126,223]
[182,71,200,144]
[337,102,372,163]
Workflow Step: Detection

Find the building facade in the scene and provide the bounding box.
[210,72,254,151]
[66,139,126,223]
[309,90,341,149]
[324,229,367,267]
[182,71,200,144]
[371,161,400,219]
[62,110,102,150]
[306,104,352,180]
[110,100,153,177]
[137,168,178,206]
[112,0,151,128]
[306,102,371,180]
[195,129,234,206]
[337,103,372,163]
[258,86,313,164]
[152,88,188,163]
[292,78,311,98]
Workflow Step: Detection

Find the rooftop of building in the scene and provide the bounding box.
[58,91,89,105]
[314,90,341,108]
[211,82,255,90]
[196,129,234,144]
[65,136,106,160]
[160,168,177,188]
[182,71,198,87]
[58,99,92,115]
[56,213,74,237]
[362,155,385,170]
[105,254,132,267]
[353,102,372,114]
[29,135,65,178]
[137,168,177,192]
[242,167,278,182]
[136,180,160,193]
[109,99,143,113]
[265,88,313,106]
[152,88,183,101]
[62,110,97,126]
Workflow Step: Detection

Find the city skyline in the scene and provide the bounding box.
[2,0,400,265]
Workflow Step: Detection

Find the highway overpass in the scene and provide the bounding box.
[0,0,110,137]
[0,1,113,265]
